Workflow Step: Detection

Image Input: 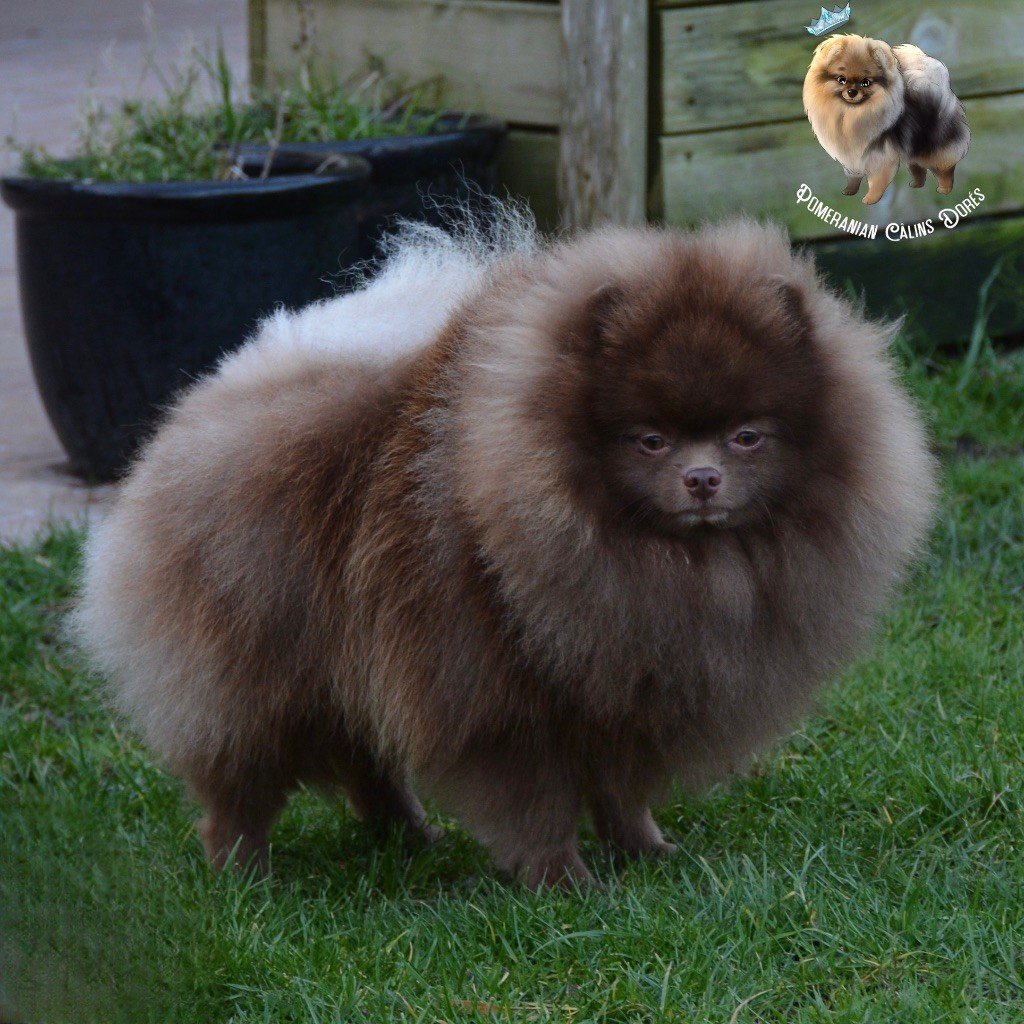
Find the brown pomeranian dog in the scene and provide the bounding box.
[75,209,935,888]
[803,34,970,204]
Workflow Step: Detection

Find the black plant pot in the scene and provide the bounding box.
[233,114,508,258]
[3,114,507,481]
[1,156,371,481]
[2,115,506,482]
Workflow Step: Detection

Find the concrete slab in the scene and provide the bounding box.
[0,0,246,544]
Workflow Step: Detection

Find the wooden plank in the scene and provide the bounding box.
[658,93,1024,240]
[655,0,745,7]
[659,0,1024,134]
[262,0,561,128]
[559,0,649,229]
[808,215,1024,345]
[248,0,268,90]
[497,130,559,233]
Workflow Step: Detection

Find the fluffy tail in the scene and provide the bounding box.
[217,192,542,377]
[352,188,541,289]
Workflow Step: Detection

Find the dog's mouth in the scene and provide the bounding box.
[840,90,869,105]
[675,506,731,528]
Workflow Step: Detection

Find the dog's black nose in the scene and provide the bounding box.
[684,467,721,500]
[847,88,859,98]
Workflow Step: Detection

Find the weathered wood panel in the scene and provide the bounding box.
[560,0,649,228]
[659,0,1024,134]
[249,0,269,88]
[810,215,1024,345]
[497,130,559,232]
[658,93,1024,239]
[262,0,562,127]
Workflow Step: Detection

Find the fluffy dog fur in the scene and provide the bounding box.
[75,210,936,888]
[804,34,970,204]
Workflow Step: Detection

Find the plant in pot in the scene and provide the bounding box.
[2,49,506,481]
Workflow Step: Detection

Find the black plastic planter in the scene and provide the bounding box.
[234,114,508,258]
[2,157,371,481]
[2,115,506,481]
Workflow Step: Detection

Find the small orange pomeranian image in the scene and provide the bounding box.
[803,34,970,205]
[74,207,935,889]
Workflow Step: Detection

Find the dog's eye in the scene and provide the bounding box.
[731,430,763,450]
[638,434,667,453]
[861,79,871,88]
[837,76,847,86]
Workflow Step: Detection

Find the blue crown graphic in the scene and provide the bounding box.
[807,4,852,36]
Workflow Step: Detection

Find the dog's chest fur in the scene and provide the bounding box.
[808,101,899,172]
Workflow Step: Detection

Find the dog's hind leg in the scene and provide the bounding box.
[194,772,292,872]
[909,163,927,188]
[936,166,955,195]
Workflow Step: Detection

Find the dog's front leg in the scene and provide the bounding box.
[432,745,592,889]
[863,158,899,205]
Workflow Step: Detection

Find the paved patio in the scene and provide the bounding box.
[0,0,245,543]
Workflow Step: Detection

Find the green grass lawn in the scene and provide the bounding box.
[2,348,1023,1024]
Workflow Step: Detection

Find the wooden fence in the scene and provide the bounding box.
[250,0,1024,341]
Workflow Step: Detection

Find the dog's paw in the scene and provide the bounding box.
[419,822,446,845]
[936,185,953,195]
[862,195,881,206]
[520,849,595,891]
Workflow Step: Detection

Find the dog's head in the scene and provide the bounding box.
[806,34,900,110]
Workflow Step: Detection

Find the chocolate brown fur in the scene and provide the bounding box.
[75,217,935,887]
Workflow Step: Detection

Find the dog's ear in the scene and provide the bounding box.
[764,276,813,347]
[569,282,628,356]
[869,39,898,74]
[813,34,846,63]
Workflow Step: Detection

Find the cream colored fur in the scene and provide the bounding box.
[803,35,969,186]
[803,36,905,177]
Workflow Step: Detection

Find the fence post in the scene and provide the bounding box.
[559,0,649,229]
